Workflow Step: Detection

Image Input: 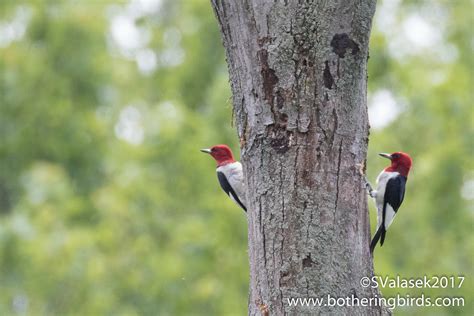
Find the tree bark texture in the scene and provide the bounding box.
[211,1,387,315]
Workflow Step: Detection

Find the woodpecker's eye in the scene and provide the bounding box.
[392,153,400,159]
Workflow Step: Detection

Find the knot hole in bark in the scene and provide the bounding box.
[302,253,315,268]
[323,61,334,89]
[330,33,360,58]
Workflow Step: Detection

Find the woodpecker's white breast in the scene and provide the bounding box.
[375,171,399,203]
[217,162,246,206]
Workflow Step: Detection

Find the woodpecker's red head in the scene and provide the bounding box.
[201,144,236,166]
[379,152,412,177]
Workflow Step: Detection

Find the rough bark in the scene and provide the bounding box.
[211,1,388,315]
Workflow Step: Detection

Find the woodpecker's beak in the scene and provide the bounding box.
[379,153,392,160]
[200,148,212,154]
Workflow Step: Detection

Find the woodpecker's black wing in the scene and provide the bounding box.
[384,175,406,213]
[380,175,406,245]
[217,171,247,212]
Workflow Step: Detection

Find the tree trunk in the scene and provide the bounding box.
[211,1,387,315]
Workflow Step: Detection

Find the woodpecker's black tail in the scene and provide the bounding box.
[370,226,385,254]
[380,230,386,246]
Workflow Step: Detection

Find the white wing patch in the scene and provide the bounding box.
[384,204,396,229]
[374,171,399,230]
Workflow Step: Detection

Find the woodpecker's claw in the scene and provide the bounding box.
[357,161,375,196]
[365,178,373,189]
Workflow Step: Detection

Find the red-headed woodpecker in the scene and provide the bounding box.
[366,152,412,253]
[201,144,247,212]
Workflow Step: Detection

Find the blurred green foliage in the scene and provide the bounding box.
[0,0,471,315]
